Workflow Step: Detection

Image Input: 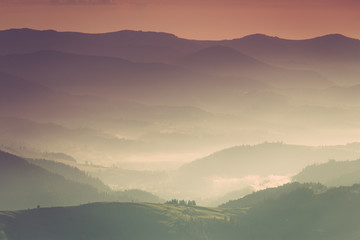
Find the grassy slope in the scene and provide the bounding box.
[2,183,360,240]
[0,202,231,240]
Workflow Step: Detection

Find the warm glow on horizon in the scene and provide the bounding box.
[0,0,359,40]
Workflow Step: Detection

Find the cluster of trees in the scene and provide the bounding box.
[165,199,196,206]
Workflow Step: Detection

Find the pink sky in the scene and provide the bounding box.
[0,0,359,40]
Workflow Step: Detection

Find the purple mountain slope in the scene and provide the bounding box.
[176,45,332,88]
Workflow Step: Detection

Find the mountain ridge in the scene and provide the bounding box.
[2,28,357,41]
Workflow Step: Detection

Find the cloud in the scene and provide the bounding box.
[209,174,291,197]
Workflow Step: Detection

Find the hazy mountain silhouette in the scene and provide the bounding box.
[1,29,359,88]
[293,158,360,187]
[178,142,360,178]
[1,29,359,65]
[220,182,326,208]
[207,186,253,207]
[0,117,141,163]
[321,85,360,105]
[222,33,360,63]
[0,69,221,126]
[26,158,111,192]
[2,28,358,86]
[0,28,203,62]
[221,33,360,85]
[0,71,53,103]
[2,28,360,207]
[0,145,77,163]
[0,150,163,210]
[0,71,105,120]
[0,50,266,105]
[0,150,102,210]
[164,142,360,200]
[176,45,331,88]
[177,45,267,69]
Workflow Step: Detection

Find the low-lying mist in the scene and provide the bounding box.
[1,29,360,205]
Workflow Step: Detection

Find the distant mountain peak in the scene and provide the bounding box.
[1,28,179,40]
[4,28,58,33]
[177,45,266,69]
[238,33,358,42]
[195,45,243,56]
[109,29,178,39]
[311,33,356,41]
[318,33,349,39]
[186,45,257,60]
[240,33,280,41]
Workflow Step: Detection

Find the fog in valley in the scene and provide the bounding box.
[1,28,360,240]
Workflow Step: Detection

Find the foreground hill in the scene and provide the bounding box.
[0,202,229,240]
[224,183,360,240]
[0,150,162,210]
[1,184,360,240]
[0,150,100,210]
[220,182,327,208]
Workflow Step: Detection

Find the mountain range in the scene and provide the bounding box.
[1,28,359,85]
[2,28,360,205]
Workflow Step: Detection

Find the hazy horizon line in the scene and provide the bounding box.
[2,27,359,42]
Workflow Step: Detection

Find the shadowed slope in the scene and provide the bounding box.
[177,45,331,88]
[0,150,163,210]
[2,184,360,240]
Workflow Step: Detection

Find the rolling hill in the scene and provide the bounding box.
[220,182,327,208]
[165,142,360,199]
[0,50,267,105]
[222,183,360,240]
[25,158,111,192]
[2,183,360,240]
[177,142,360,178]
[0,202,229,240]
[0,150,101,210]
[0,150,163,210]
[176,45,331,88]
[293,159,360,187]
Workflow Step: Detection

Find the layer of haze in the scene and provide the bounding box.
[1,26,360,203]
[1,0,360,204]
[0,0,360,40]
